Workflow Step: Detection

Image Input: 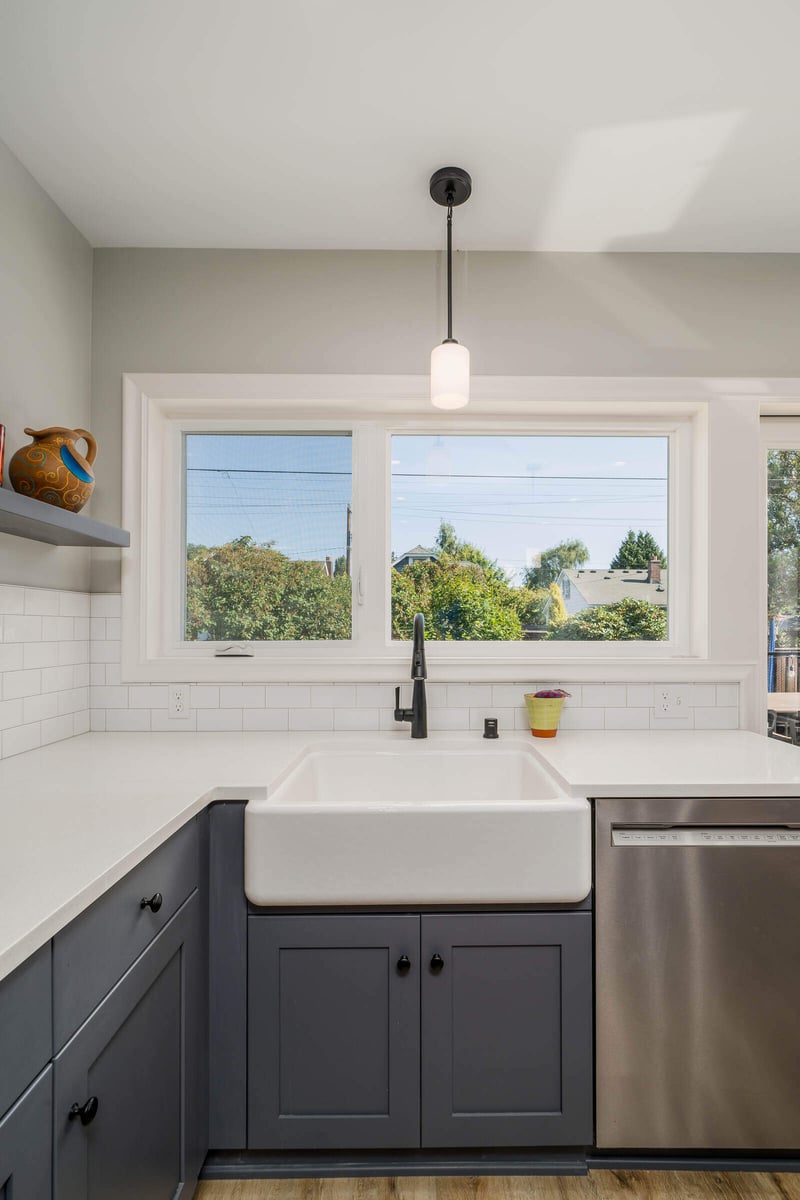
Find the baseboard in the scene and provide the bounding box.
[588,1153,800,1173]
[201,1149,589,1179]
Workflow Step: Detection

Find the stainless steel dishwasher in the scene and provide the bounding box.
[595,796,800,1151]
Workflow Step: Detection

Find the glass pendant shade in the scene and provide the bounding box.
[430,341,470,410]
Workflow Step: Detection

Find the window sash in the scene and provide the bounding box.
[122,377,705,682]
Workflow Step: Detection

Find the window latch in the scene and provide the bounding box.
[214,643,254,657]
[357,566,365,606]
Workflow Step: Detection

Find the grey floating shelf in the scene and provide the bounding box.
[0,487,130,548]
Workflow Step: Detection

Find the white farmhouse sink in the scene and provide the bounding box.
[245,739,590,906]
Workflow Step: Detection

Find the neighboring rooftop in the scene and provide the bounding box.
[560,566,668,607]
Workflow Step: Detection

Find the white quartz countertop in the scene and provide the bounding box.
[1,728,799,983]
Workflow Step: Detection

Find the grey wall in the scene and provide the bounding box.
[91,247,800,590]
[0,139,93,590]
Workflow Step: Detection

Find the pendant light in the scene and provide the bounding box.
[429,167,472,410]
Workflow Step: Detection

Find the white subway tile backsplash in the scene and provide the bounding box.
[41,714,75,746]
[73,710,90,736]
[90,594,121,618]
[446,684,492,709]
[91,686,130,709]
[626,685,654,708]
[469,707,517,733]
[24,588,59,616]
[334,708,380,731]
[289,708,334,731]
[0,585,25,614]
[106,709,151,732]
[267,685,310,708]
[3,669,41,699]
[197,708,243,732]
[243,709,289,731]
[581,685,627,708]
[59,591,90,618]
[428,709,470,732]
[0,585,749,759]
[128,691,167,705]
[2,723,41,757]
[220,686,266,709]
[0,699,24,730]
[694,707,739,730]
[23,642,61,670]
[0,643,24,673]
[91,640,120,664]
[605,707,650,730]
[3,614,43,643]
[150,710,198,732]
[23,693,60,723]
[559,707,606,730]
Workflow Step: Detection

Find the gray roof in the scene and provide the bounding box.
[560,567,668,607]
[395,545,439,560]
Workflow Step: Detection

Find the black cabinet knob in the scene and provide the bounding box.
[140,892,163,913]
[430,953,445,974]
[69,1096,99,1126]
[396,954,411,975]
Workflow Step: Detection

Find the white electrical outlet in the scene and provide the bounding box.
[657,687,688,716]
[168,684,190,719]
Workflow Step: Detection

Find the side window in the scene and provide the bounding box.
[184,432,353,641]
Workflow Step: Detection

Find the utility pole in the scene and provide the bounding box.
[345,504,352,578]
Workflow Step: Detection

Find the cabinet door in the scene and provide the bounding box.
[248,914,420,1149]
[54,894,204,1200]
[421,913,592,1148]
[0,1069,52,1200]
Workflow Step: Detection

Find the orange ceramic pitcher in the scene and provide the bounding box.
[9,426,97,512]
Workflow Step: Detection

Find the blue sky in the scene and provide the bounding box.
[185,433,668,583]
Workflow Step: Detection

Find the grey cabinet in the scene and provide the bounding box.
[248,914,420,1150]
[421,913,593,1147]
[0,942,52,1119]
[0,1069,52,1200]
[247,910,592,1153]
[53,820,199,1049]
[54,893,204,1200]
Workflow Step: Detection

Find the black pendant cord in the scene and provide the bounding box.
[446,199,454,341]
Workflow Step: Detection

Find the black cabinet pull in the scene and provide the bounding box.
[69,1096,99,1126]
[430,953,445,974]
[396,954,411,975]
[140,892,163,913]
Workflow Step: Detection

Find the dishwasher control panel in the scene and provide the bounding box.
[612,826,800,847]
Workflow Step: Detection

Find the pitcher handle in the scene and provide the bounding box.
[73,429,97,466]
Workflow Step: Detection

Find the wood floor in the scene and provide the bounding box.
[196,1172,800,1200]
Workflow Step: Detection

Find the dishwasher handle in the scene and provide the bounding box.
[612,826,800,847]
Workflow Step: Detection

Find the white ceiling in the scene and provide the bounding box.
[1,0,800,251]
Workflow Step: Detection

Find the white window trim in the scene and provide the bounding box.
[122,372,710,684]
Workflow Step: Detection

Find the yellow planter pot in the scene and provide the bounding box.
[524,693,569,738]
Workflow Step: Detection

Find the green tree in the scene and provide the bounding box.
[547,598,667,641]
[610,529,666,570]
[547,582,567,626]
[523,540,589,588]
[391,557,521,641]
[511,586,550,632]
[435,519,507,583]
[430,569,522,641]
[767,451,800,617]
[186,536,351,641]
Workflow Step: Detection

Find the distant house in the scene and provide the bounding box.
[544,558,667,621]
[393,545,440,571]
